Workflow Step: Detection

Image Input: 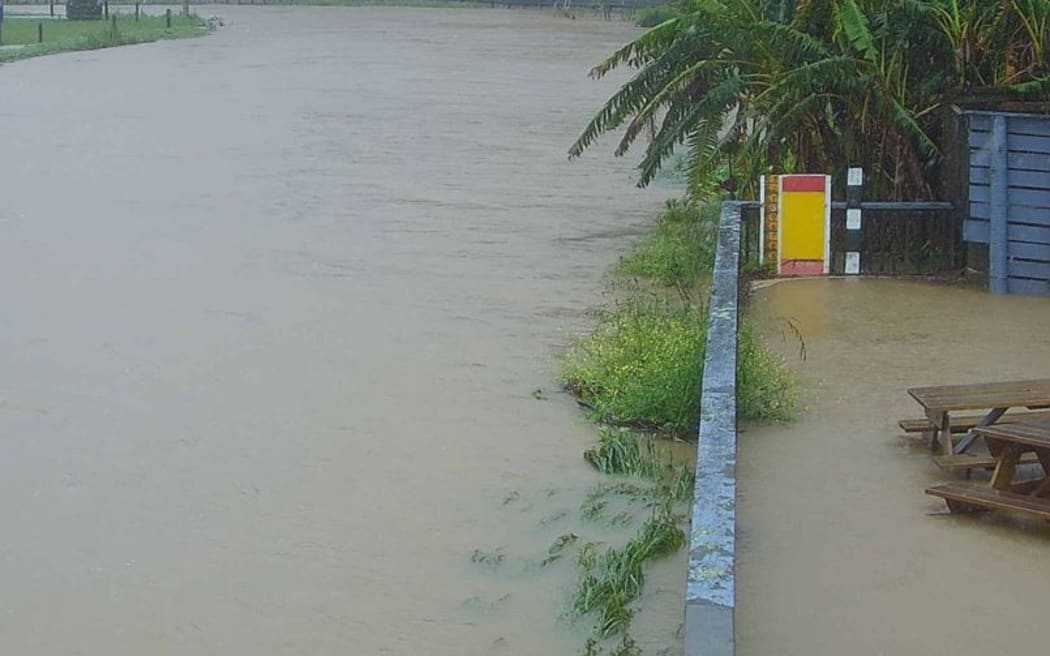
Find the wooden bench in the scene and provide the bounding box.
[907,379,1050,456]
[926,483,1050,521]
[899,410,1050,434]
[927,419,1050,523]
[932,451,1040,472]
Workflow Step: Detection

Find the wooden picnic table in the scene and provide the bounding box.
[907,379,1050,458]
[927,418,1050,521]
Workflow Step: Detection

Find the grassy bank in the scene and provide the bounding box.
[0,14,212,63]
[557,199,795,652]
[563,201,795,435]
[614,200,716,294]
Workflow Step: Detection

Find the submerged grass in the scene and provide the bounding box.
[560,193,797,651]
[572,506,685,640]
[584,428,694,504]
[567,428,691,647]
[0,15,211,63]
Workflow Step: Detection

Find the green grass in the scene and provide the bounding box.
[572,506,685,639]
[615,200,718,291]
[583,428,694,503]
[563,298,707,433]
[568,427,693,648]
[0,14,211,63]
[561,298,795,434]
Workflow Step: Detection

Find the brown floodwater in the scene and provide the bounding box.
[739,277,1050,655]
[0,7,686,654]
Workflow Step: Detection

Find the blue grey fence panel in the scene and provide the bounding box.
[964,110,1050,296]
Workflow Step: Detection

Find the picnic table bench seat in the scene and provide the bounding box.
[926,483,1050,521]
[898,410,1050,434]
[932,451,1040,472]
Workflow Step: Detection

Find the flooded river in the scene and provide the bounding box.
[0,8,677,654]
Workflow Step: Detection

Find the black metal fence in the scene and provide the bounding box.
[828,203,961,275]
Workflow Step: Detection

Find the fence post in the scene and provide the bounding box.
[845,167,863,274]
[989,115,1009,295]
[104,1,108,18]
[135,3,139,21]
[38,21,43,43]
[49,0,54,17]
[166,8,171,28]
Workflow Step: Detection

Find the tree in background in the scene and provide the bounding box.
[570,0,1050,201]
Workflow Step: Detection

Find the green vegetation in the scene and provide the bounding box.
[558,190,794,649]
[615,200,717,292]
[561,297,794,435]
[570,0,1050,201]
[0,14,211,63]
[584,428,695,501]
[633,5,677,27]
[562,298,707,433]
[568,430,692,650]
[572,507,684,638]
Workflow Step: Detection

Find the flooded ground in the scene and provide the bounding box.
[0,7,684,654]
[739,278,1050,655]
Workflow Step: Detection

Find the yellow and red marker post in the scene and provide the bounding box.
[759,174,831,277]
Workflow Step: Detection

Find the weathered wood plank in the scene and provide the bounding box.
[1008,277,1050,296]
[969,185,1050,207]
[900,410,1050,433]
[908,379,1050,413]
[933,452,1040,471]
[969,168,1050,189]
[968,114,992,131]
[970,149,1050,171]
[1009,259,1050,280]
[927,482,1050,519]
[969,114,1050,138]
[1009,240,1050,261]
[971,130,1050,154]
[976,419,1050,445]
[963,218,988,243]
[1009,116,1050,138]
[970,200,1050,226]
[963,219,1050,244]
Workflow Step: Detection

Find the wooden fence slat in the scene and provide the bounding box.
[1009,259,1050,280]
[971,131,1050,154]
[1009,241,1050,261]
[969,150,1050,171]
[969,186,1050,207]
[1008,277,1050,296]
[969,200,1050,225]
[965,219,1050,244]
[964,219,989,244]
[970,167,1050,190]
[1009,117,1050,138]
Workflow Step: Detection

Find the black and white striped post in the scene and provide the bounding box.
[845,167,863,274]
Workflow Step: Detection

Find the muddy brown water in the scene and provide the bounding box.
[0,8,686,654]
[740,278,1050,656]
